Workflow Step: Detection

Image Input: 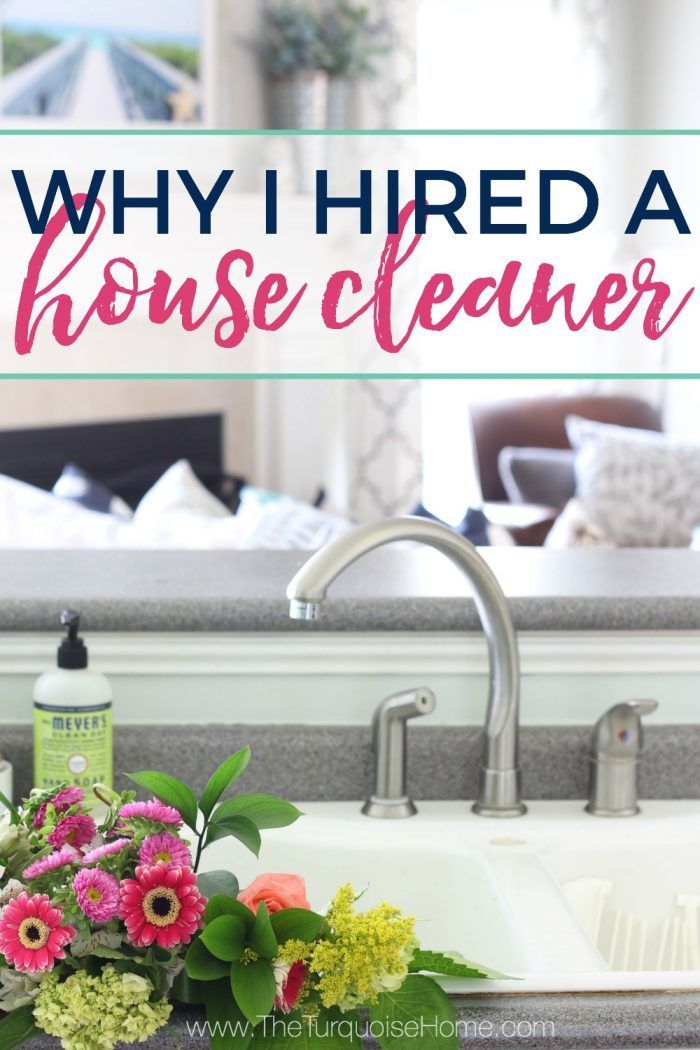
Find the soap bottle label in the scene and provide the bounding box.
[33,701,113,792]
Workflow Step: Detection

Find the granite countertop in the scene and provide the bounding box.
[23,993,700,1049]
[0,547,699,632]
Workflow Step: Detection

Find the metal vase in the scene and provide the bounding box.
[327,75,352,130]
[270,70,329,130]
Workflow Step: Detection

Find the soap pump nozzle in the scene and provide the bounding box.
[58,609,88,670]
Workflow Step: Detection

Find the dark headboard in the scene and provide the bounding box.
[0,414,244,509]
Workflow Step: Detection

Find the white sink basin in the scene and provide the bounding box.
[205,800,700,995]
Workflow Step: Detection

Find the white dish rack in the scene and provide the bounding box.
[563,877,700,971]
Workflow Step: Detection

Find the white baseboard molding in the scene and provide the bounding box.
[0,631,697,677]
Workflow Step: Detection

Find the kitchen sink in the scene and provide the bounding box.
[205,800,700,995]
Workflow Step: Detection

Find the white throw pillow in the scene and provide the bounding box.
[566,416,700,547]
[0,474,139,548]
[134,460,231,523]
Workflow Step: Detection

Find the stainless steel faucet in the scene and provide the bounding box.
[586,700,658,817]
[287,516,526,817]
[363,687,436,819]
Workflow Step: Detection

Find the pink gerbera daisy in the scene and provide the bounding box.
[23,846,80,881]
[120,862,205,949]
[138,834,191,869]
[33,786,85,829]
[46,813,96,851]
[119,801,183,827]
[73,868,120,923]
[82,838,132,865]
[0,892,75,972]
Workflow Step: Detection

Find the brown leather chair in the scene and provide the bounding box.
[470,395,663,544]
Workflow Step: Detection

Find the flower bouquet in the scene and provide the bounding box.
[0,748,506,1050]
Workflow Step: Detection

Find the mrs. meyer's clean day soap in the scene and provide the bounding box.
[33,611,113,792]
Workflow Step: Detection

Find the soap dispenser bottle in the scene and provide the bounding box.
[33,610,113,793]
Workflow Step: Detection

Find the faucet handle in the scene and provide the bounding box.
[586,699,658,817]
[589,699,658,761]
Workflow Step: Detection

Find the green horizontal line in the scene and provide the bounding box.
[1,373,699,381]
[0,128,699,137]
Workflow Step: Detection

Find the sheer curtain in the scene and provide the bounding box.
[416,0,609,131]
[415,0,611,519]
[340,1,616,522]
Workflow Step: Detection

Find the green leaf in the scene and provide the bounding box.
[230,958,276,1027]
[205,815,261,857]
[370,975,458,1050]
[269,907,326,944]
[198,747,252,820]
[0,789,19,826]
[409,949,513,981]
[212,793,302,831]
[124,770,199,831]
[197,870,240,900]
[172,967,207,1005]
[0,1004,38,1050]
[184,937,231,981]
[143,962,169,1000]
[249,902,278,959]
[204,978,253,1050]
[201,914,248,962]
[205,894,255,927]
[89,946,129,960]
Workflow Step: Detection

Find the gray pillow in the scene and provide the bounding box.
[498,446,576,508]
[566,415,700,547]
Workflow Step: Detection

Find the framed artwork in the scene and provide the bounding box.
[0,0,206,124]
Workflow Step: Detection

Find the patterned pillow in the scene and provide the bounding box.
[566,416,700,547]
[233,487,353,550]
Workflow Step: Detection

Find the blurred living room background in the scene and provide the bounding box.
[0,0,698,552]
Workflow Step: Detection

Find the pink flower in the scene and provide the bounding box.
[118,801,183,827]
[33,787,85,829]
[120,862,205,949]
[138,834,191,869]
[0,892,75,972]
[23,847,80,881]
[46,813,96,851]
[238,874,311,915]
[82,838,132,865]
[274,960,306,1014]
[73,868,120,923]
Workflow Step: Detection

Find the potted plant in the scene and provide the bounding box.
[319,2,391,128]
[259,1,328,130]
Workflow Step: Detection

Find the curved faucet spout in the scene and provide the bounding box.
[286,516,526,817]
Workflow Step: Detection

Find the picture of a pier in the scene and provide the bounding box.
[0,0,201,123]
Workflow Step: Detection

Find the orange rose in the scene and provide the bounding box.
[237,873,310,914]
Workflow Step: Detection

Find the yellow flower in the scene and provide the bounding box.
[277,938,314,965]
[308,884,416,1012]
